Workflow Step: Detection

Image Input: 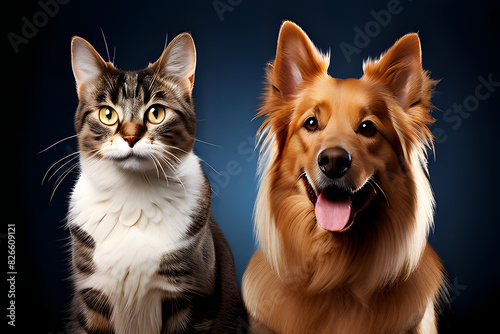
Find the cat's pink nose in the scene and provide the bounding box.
[123,136,140,148]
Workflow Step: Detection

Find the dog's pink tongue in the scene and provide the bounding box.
[315,192,351,231]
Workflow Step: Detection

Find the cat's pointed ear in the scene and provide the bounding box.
[152,33,196,92]
[272,21,330,99]
[71,37,108,95]
[362,33,424,110]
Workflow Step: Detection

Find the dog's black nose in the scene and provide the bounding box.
[318,147,352,179]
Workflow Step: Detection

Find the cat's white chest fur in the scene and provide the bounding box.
[69,152,204,333]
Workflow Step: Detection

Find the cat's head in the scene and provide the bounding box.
[71,33,196,176]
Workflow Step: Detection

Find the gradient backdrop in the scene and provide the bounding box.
[5,0,500,332]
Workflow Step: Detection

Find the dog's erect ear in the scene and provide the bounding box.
[364,33,436,162]
[363,33,424,110]
[272,21,329,99]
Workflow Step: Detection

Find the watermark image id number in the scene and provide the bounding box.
[6,224,16,327]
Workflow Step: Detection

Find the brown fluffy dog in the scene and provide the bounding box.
[242,21,445,333]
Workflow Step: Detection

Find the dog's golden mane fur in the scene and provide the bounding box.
[243,21,445,333]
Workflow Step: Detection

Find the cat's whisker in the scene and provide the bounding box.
[43,148,102,186]
[100,28,111,63]
[50,162,78,202]
[194,138,221,148]
[150,153,177,187]
[199,158,220,176]
[160,144,189,155]
[156,154,180,177]
[210,187,222,199]
[148,153,161,181]
[157,154,187,196]
[42,152,79,184]
[151,154,170,186]
[148,57,163,92]
[158,148,183,166]
[159,146,220,178]
[112,46,116,66]
[175,173,187,197]
[42,151,80,185]
[38,134,78,154]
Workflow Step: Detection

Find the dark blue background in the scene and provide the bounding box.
[5,0,499,332]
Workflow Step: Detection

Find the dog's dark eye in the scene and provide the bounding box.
[357,121,377,137]
[304,117,319,131]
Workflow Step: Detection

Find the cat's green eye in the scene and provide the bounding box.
[99,107,119,126]
[146,105,166,124]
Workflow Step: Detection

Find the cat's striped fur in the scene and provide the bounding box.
[68,33,245,333]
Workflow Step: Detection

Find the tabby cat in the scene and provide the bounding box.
[68,33,245,333]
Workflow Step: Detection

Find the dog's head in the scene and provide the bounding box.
[256,21,436,291]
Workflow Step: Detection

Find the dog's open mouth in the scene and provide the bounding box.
[315,186,353,232]
[299,172,376,232]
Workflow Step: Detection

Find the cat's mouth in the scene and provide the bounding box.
[101,140,179,174]
[110,151,146,162]
[104,147,155,171]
